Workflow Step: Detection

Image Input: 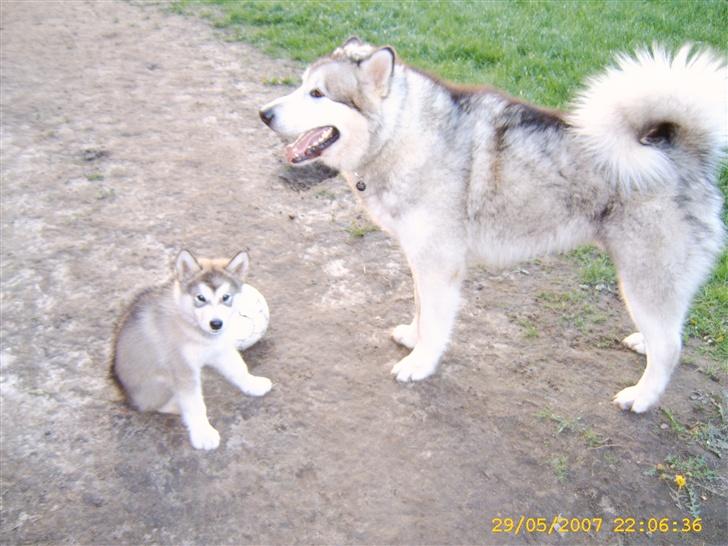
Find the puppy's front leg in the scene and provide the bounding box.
[211,347,272,397]
[392,255,465,382]
[176,374,220,450]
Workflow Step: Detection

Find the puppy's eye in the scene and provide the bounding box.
[309,88,324,98]
[221,294,231,303]
[195,294,207,304]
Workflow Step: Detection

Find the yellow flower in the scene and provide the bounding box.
[675,474,686,490]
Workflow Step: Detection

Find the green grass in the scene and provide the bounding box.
[180,0,727,361]
[345,219,379,239]
[568,246,617,290]
[649,455,724,517]
[537,408,611,449]
[262,76,297,86]
[536,290,608,335]
[550,455,569,483]
[184,0,727,107]
[651,395,727,516]
[517,318,540,339]
[660,394,727,458]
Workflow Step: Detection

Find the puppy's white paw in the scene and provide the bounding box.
[612,384,660,413]
[241,375,272,397]
[391,352,438,382]
[392,323,417,349]
[189,423,220,450]
[622,332,646,355]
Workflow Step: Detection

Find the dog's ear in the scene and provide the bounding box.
[175,249,201,281]
[360,46,396,97]
[343,36,363,48]
[225,251,249,280]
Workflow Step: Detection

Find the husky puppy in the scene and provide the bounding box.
[113,250,272,450]
[260,37,727,413]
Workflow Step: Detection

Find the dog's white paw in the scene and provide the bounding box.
[241,375,272,397]
[391,352,438,382]
[612,384,660,413]
[622,332,646,355]
[189,423,220,450]
[392,323,417,349]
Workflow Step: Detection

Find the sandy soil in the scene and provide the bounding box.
[1,1,725,544]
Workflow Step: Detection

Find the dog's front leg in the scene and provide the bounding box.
[174,369,220,450]
[211,347,272,397]
[391,254,465,382]
[392,264,420,349]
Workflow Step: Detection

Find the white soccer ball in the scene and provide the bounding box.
[231,283,269,351]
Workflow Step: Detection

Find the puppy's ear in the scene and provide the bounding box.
[360,46,396,97]
[343,36,363,48]
[175,249,201,281]
[225,251,249,280]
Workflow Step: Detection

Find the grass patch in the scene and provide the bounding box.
[181,0,727,359]
[183,0,727,107]
[537,408,580,434]
[517,318,540,339]
[660,393,728,459]
[536,290,608,335]
[262,76,297,86]
[647,455,725,517]
[550,455,569,483]
[686,249,728,366]
[651,394,728,516]
[537,408,611,449]
[345,220,379,239]
[568,246,616,291]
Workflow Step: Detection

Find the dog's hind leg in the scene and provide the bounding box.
[391,254,465,382]
[158,396,180,414]
[606,202,718,413]
[611,288,683,413]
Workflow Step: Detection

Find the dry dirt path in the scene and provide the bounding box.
[1,1,725,544]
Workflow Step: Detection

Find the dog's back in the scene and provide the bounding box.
[113,284,187,411]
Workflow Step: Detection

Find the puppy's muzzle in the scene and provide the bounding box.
[209,319,223,331]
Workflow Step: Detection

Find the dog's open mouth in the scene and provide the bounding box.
[285,126,340,164]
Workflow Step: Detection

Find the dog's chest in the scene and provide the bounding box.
[343,171,406,234]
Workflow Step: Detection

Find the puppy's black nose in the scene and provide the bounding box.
[210,319,223,331]
[259,108,275,127]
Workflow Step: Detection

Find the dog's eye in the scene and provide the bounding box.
[195,294,207,304]
[221,294,231,304]
[309,88,324,98]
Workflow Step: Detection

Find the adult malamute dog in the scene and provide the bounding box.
[260,37,726,413]
[113,250,272,450]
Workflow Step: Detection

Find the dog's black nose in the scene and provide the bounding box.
[210,319,223,331]
[259,108,275,127]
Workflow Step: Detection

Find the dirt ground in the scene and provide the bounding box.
[1,1,725,544]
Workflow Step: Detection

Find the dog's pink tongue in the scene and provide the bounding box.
[285,127,329,163]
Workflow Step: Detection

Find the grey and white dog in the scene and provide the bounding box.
[260,37,726,413]
[113,250,272,450]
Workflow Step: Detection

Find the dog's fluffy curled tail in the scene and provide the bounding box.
[569,44,727,192]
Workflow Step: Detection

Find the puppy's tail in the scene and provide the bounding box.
[568,44,727,192]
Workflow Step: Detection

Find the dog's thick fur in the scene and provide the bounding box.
[113,250,272,450]
[260,38,727,413]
